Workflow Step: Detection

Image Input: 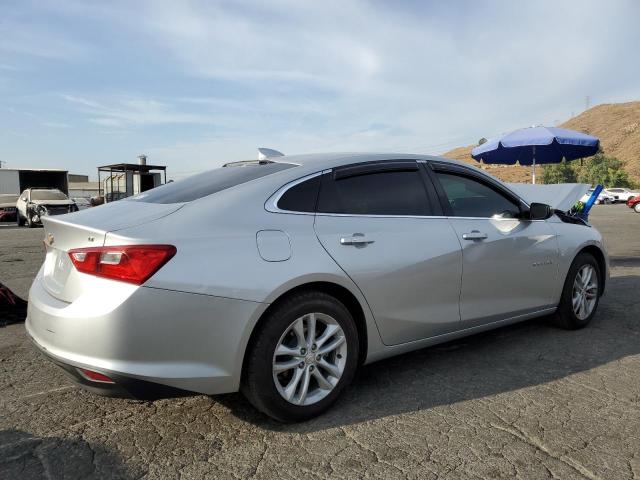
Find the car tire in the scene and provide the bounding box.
[241,291,359,422]
[553,252,601,330]
[16,213,24,227]
[635,203,640,213]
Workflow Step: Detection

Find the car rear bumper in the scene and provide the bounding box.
[26,270,267,396]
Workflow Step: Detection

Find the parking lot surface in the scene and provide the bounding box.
[1,205,639,479]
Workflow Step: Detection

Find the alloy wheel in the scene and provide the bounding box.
[572,264,598,320]
[272,312,347,406]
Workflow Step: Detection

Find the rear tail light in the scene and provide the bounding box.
[68,244,176,285]
[78,368,114,384]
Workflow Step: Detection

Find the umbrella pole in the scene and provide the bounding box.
[532,145,536,184]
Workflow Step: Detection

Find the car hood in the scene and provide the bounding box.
[506,183,591,211]
[30,199,74,206]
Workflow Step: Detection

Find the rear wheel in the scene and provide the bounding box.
[242,291,359,422]
[553,252,601,329]
[635,203,640,213]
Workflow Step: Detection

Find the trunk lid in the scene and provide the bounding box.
[41,200,183,303]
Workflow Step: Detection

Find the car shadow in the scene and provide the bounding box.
[218,273,640,432]
[0,429,142,479]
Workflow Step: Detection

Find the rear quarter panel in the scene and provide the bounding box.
[105,184,386,368]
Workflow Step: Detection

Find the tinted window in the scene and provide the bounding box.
[318,169,431,215]
[31,190,68,201]
[129,162,296,204]
[277,176,321,212]
[435,172,520,218]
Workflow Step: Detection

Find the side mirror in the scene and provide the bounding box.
[528,202,553,220]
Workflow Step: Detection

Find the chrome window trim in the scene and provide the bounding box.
[266,162,543,221]
[265,170,328,215]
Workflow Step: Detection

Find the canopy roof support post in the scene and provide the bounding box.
[532,145,536,184]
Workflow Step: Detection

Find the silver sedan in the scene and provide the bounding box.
[26,153,608,421]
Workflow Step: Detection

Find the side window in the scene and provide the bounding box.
[434,172,520,218]
[317,169,431,216]
[277,175,321,212]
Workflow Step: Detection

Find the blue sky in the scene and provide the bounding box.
[1,0,639,179]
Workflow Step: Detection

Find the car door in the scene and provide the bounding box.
[427,162,559,328]
[313,160,463,346]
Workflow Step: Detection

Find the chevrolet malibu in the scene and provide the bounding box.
[27,154,608,421]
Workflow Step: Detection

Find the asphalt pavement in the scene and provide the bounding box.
[1,205,639,479]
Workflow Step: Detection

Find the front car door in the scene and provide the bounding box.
[313,160,463,345]
[427,162,559,328]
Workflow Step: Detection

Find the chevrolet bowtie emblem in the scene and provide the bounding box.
[46,233,55,246]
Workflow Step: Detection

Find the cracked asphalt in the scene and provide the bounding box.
[1,205,639,479]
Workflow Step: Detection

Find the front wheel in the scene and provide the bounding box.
[635,203,640,213]
[242,291,359,422]
[553,252,601,329]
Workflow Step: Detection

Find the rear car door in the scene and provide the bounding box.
[427,162,559,328]
[313,160,463,346]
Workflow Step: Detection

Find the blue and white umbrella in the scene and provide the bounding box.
[471,126,599,183]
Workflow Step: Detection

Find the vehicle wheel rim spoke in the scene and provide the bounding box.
[315,324,339,348]
[318,335,345,355]
[292,318,306,348]
[312,368,333,390]
[274,358,301,373]
[298,368,312,404]
[572,264,597,320]
[283,367,304,401]
[318,358,341,378]
[273,312,347,406]
[306,313,317,347]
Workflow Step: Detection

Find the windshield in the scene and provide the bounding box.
[129,162,296,204]
[31,190,68,201]
[0,194,19,204]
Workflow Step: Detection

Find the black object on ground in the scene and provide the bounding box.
[0,282,27,326]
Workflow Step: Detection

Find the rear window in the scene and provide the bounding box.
[128,162,296,204]
[31,190,68,201]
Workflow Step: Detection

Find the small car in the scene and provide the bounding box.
[0,194,19,223]
[27,153,609,421]
[580,189,615,205]
[627,195,640,213]
[17,188,78,227]
[604,187,639,203]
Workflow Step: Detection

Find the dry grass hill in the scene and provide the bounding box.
[442,101,640,184]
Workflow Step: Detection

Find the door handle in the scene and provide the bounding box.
[340,233,375,246]
[462,230,488,241]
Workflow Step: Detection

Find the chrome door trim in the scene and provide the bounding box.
[265,170,327,215]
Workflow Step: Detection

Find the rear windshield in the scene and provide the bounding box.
[0,194,19,204]
[31,190,68,201]
[128,162,296,204]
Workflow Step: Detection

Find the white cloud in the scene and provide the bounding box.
[62,94,215,128]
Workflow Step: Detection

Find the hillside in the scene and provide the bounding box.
[442,101,640,184]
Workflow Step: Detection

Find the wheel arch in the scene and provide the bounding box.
[241,281,370,382]
[576,245,607,295]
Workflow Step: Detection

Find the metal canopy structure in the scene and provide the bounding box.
[98,163,167,200]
